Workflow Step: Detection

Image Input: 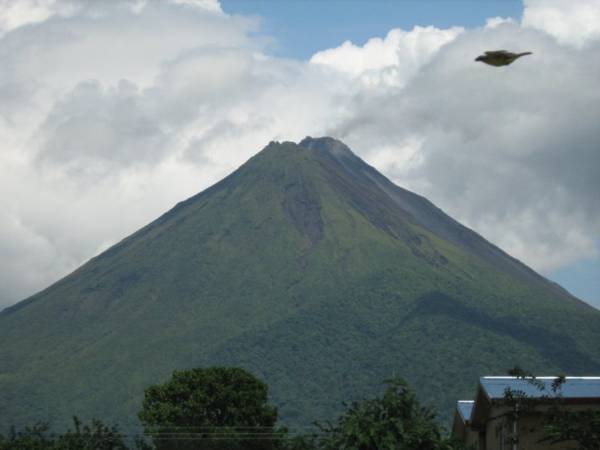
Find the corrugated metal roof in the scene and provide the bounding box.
[480,376,600,400]
[457,400,474,422]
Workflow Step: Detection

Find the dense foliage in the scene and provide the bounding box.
[317,378,441,449]
[0,417,141,450]
[315,377,467,450]
[138,367,281,450]
[1,370,474,450]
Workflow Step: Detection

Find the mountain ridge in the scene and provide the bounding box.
[1,137,598,431]
[301,137,581,302]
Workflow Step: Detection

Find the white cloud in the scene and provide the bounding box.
[170,0,222,14]
[523,0,600,48]
[1,0,599,307]
[0,0,78,36]
[0,0,222,37]
[0,211,77,303]
[485,16,517,29]
[310,25,463,87]
[35,80,168,179]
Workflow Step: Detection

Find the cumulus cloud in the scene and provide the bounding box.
[523,0,600,47]
[35,80,168,179]
[310,25,463,87]
[1,0,599,307]
[170,0,222,13]
[0,0,222,37]
[485,17,517,29]
[0,211,75,302]
[0,1,257,306]
[0,0,77,36]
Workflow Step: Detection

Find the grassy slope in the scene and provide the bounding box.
[0,141,599,432]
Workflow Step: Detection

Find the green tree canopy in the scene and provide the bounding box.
[316,377,463,450]
[0,417,133,450]
[138,367,280,450]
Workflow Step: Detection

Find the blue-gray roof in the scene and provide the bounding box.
[480,377,600,400]
[456,400,474,422]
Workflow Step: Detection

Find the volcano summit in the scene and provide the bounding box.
[1,137,599,430]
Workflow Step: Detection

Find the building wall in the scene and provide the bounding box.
[461,427,479,449]
[480,406,589,450]
[451,413,479,448]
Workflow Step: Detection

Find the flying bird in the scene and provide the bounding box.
[475,50,532,66]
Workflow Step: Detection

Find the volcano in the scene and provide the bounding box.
[1,137,599,431]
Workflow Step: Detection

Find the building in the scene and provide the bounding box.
[451,400,478,447]
[451,376,600,450]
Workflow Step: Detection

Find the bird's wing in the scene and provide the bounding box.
[485,50,509,55]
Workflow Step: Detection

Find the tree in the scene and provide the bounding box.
[316,377,466,450]
[0,423,54,450]
[0,417,133,450]
[541,408,600,450]
[138,367,282,450]
[54,417,130,450]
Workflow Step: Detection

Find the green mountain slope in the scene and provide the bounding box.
[1,137,599,431]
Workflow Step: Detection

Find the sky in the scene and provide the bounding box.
[220,1,525,59]
[0,0,598,309]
